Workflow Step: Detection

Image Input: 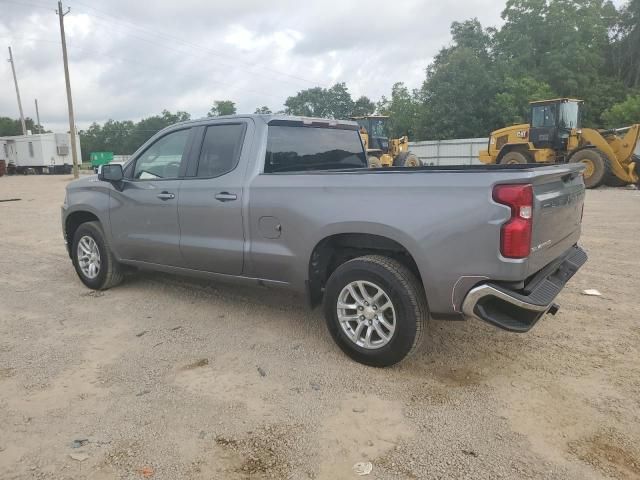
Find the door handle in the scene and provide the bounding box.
[214,192,237,202]
[157,191,175,200]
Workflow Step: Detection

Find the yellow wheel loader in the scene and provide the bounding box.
[352,115,422,167]
[479,98,640,188]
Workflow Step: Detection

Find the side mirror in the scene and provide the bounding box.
[98,163,123,182]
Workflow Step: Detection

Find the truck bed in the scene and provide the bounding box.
[249,161,585,315]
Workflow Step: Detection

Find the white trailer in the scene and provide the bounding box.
[1,133,81,174]
[0,139,7,162]
[409,138,488,166]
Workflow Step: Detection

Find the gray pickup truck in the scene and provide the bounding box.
[62,115,587,366]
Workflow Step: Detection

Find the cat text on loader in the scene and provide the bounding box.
[479,98,640,188]
[352,115,422,167]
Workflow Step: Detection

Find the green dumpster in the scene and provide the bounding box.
[90,152,114,169]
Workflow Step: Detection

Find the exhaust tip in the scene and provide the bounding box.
[547,303,560,316]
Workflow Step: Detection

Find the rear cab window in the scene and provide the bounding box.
[265,121,367,173]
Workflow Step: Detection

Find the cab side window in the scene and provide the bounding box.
[196,124,246,178]
[132,129,190,180]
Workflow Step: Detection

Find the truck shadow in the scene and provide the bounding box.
[121,270,528,381]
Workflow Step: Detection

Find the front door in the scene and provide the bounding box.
[109,127,193,266]
[178,122,248,275]
[530,103,558,149]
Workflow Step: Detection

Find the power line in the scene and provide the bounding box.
[0,0,52,10]
[0,37,287,102]
[0,36,61,44]
[3,0,333,105]
[68,0,328,89]
[3,0,327,88]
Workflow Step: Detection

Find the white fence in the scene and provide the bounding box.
[409,138,488,166]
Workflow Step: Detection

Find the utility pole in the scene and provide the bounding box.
[34,99,41,134]
[7,46,27,136]
[56,1,79,178]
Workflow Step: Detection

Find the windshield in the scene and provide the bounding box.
[369,118,388,137]
[558,102,580,129]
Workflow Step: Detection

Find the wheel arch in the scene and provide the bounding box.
[566,145,597,162]
[496,144,534,163]
[64,210,102,258]
[306,232,425,308]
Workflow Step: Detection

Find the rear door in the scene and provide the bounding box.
[109,127,194,266]
[177,121,249,274]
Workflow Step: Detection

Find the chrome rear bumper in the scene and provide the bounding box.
[461,246,587,332]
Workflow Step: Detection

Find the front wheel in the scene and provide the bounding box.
[368,155,382,168]
[569,149,607,188]
[393,152,422,167]
[499,151,531,165]
[323,255,428,367]
[71,221,124,290]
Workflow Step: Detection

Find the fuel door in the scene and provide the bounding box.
[258,216,282,239]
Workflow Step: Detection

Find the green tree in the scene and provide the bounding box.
[415,19,498,139]
[494,0,619,124]
[610,0,640,89]
[351,96,376,117]
[602,93,640,127]
[326,83,354,119]
[0,116,39,136]
[377,83,419,138]
[207,100,236,117]
[285,87,330,117]
[492,76,555,126]
[284,82,363,119]
[78,110,191,161]
[254,106,273,114]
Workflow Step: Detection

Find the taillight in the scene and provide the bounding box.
[493,184,533,259]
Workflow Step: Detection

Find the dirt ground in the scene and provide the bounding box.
[0,175,639,480]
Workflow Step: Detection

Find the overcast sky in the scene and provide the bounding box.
[1,0,507,132]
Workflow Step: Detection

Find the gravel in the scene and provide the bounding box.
[0,175,639,479]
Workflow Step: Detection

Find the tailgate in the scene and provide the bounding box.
[527,166,585,275]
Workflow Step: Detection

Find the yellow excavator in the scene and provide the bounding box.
[352,115,422,167]
[479,98,640,188]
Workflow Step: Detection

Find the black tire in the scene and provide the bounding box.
[603,154,629,187]
[393,151,422,167]
[71,221,123,290]
[569,149,607,188]
[323,255,428,367]
[604,174,628,187]
[499,150,531,165]
[368,155,382,168]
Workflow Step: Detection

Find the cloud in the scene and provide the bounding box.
[0,0,506,133]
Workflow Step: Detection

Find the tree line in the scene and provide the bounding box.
[1,0,638,161]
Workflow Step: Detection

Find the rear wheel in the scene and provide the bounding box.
[499,151,531,165]
[323,255,428,367]
[393,151,422,167]
[569,149,607,189]
[72,221,124,290]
